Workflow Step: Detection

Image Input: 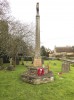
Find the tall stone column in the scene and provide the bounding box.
[35,3,40,58]
[33,3,42,67]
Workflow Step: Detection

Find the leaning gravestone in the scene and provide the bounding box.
[61,61,70,73]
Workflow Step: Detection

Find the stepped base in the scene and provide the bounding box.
[21,67,54,84]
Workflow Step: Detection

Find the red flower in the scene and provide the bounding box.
[37,68,44,76]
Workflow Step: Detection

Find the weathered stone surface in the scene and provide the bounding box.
[27,67,48,74]
[33,3,42,67]
[61,61,70,73]
[21,67,54,84]
[33,58,42,67]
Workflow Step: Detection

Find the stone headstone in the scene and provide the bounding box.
[61,61,70,73]
[9,58,13,65]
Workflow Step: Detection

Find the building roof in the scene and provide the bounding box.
[55,46,74,53]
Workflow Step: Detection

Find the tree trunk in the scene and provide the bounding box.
[0,58,3,66]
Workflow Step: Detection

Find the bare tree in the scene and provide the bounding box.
[0,20,9,57]
[0,0,35,67]
[0,0,10,57]
[7,19,35,67]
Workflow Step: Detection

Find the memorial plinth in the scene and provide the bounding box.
[21,67,54,84]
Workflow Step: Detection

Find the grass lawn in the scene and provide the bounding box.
[0,60,74,100]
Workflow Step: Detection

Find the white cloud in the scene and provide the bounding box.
[8,0,74,50]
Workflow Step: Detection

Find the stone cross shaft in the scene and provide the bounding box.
[35,2,40,58]
[33,2,42,67]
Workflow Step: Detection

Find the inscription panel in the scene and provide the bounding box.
[33,58,42,67]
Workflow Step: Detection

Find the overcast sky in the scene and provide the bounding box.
[8,0,74,50]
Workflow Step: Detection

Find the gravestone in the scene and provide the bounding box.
[61,61,70,73]
[6,58,14,71]
[10,58,13,65]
